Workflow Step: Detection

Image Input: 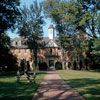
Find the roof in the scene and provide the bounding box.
[11,37,28,49]
[48,25,54,29]
[45,39,58,48]
[11,37,60,49]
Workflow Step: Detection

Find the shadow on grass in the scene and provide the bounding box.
[29,71,46,76]
[0,82,40,100]
[0,71,16,77]
[0,71,46,78]
[88,69,100,73]
[0,71,46,100]
[64,78,100,100]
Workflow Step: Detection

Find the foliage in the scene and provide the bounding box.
[0,33,17,71]
[43,0,100,69]
[64,0,100,38]
[43,0,100,38]
[0,0,20,33]
[0,33,10,68]
[58,70,100,100]
[17,0,45,69]
[91,38,100,65]
[0,0,20,71]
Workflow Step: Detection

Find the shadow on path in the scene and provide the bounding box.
[32,71,85,100]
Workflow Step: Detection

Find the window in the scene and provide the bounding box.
[18,49,21,54]
[19,41,21,46]
[30,58,32,62]
[49,60,54,67]
[24,49,27,54]
[16,42,17,45]
[58,48,60,50]
[41,59,44,63]
[24,41,27,45]
[30,49,32,54]
[50,49,52,54]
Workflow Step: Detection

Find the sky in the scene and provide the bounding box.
[7,0,55,39]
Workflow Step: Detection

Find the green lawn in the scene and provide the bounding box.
[0,71,46,100]
[57,70,100,100]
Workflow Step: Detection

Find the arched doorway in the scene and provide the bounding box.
[38,62,48,70]
[55,62,62,70]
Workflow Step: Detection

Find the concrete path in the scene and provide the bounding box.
[32,71,85,100]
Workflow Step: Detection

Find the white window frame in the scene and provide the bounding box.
[18,49,21,54]
[24,49,27,54]
[19,41,21,46]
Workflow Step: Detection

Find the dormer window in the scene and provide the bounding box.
[19,41,21,46]
[16,42,17,45]
[24,41,27,45]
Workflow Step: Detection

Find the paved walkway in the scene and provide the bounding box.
[32,71,85,100]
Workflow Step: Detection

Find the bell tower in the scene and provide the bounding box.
[48,25,54,39]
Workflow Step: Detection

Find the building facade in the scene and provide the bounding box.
[11,25,66,70]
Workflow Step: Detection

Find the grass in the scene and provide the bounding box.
[57,70,100,100]
[0,71,46,100]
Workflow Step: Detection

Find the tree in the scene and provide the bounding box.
[43,0,78,69]
[0,0,20,33]
[17,1,44,73]
[0,33,17,71]
[44,0,100,38]
[0,0,20,71]
[91,38,100,67]
[43,0,98,69]
[0,33,10,68]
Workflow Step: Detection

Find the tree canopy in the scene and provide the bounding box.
[0,0,20,33]
[43,0,100,38]
[43,0,100,69]
[0,0,20,71]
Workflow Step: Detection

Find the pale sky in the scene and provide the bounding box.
[7,0,55,39]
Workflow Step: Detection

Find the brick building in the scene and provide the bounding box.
[11,25,66,70]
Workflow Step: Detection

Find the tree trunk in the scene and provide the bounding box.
[33,48,38,83]
[61,48,66,70]
[62,61,65,70]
